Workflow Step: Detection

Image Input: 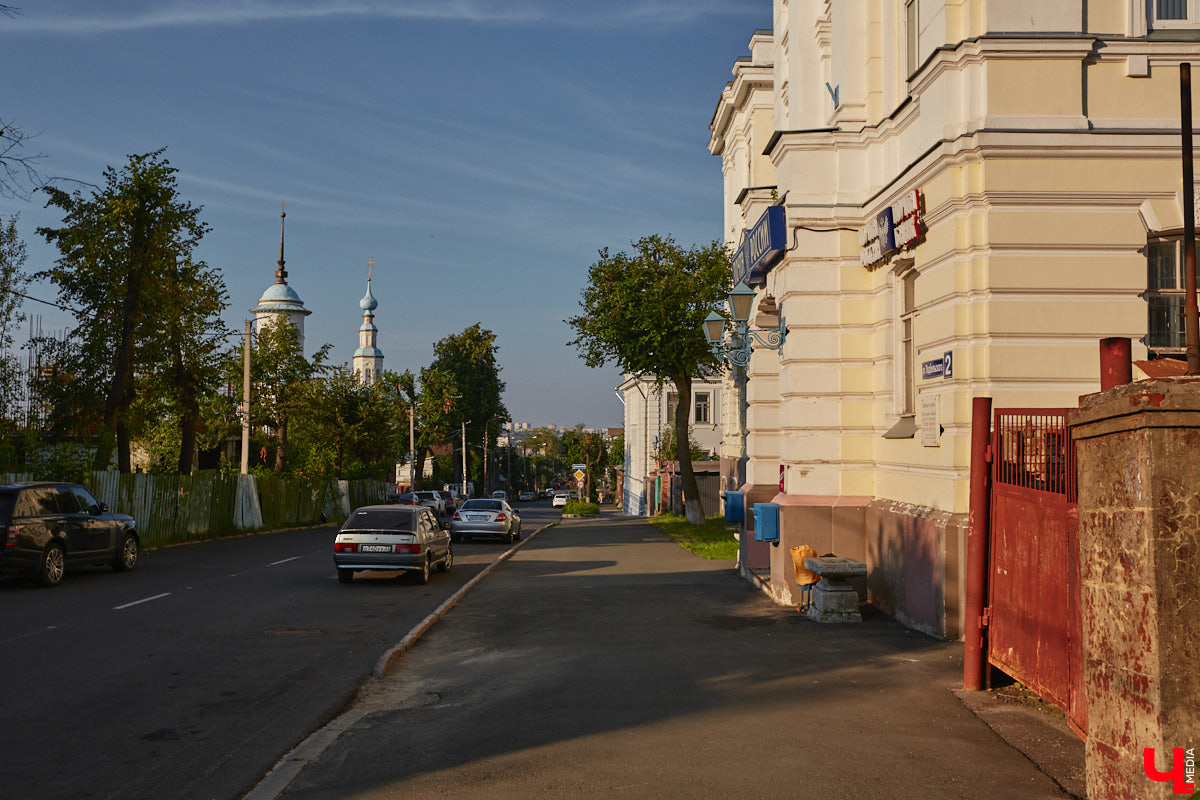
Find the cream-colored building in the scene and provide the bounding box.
[710,0,1200,637]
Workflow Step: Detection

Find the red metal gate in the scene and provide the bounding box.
[987,408,1087,737]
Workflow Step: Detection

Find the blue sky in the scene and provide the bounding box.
[0,0,769,430]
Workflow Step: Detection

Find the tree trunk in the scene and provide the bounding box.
[116,418,132,474]
[671,373,705,524]
[178,404,199,476]
[176,350,198,476]
[274,419,287,473]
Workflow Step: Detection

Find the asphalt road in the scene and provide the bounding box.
[0,501,558,800]
[270,514,1073,800]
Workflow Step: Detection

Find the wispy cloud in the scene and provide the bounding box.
[5,1,544,36]
[5,0,757,36]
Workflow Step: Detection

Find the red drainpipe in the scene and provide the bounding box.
[963,397,992,690]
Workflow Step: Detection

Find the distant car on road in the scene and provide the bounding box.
[437,490,458,513]
[0,482,138,587]
[450,499,521,543]
[334,504,452,584]
[413,491,446,516]
[517,490,536,502]
[490,490,507,501]
[551,492,570,508]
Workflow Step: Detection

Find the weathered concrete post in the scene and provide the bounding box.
[1070,377,1200,798]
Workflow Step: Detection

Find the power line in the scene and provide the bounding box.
[0,286,77,314]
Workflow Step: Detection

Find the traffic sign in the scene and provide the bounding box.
[573,469,585,481]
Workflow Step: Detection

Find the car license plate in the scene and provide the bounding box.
[468,514,488,521]
[360,544,392,553]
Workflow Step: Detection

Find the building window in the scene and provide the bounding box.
[900,271,918,414]
[694,392,711,424]
[1152,0,1196,26]
[1146,236,1195,351]
[905,0,919,78]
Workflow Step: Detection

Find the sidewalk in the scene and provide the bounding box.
[256,514,1082,799]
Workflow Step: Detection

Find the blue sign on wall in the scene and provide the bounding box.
[921,351,954,380]
[732,206,787,285]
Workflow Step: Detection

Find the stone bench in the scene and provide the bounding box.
[804,556,868,623]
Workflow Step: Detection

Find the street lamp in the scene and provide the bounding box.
[703,281,787,487]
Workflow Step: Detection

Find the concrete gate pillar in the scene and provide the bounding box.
[1070,377,1200,798]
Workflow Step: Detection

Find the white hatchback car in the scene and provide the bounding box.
[552,492,570,508]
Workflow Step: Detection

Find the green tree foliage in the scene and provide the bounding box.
[288,366,406,479]
[37,149,228,473]
[654,425,709,464]
[0,214,29,432]
[242,317,329,473]
[606,431,625,484]
[427,324,507,491]
[561,426,607,503]
[567,234,730,523]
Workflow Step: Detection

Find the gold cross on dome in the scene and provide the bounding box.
[366,258,376,281]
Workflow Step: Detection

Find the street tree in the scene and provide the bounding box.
[392,367,458,490]
[0,214,29,429]
[292,366,405,479]
[561,426,606,504]
[38,149,219,472]
[149,254,228,474]
[428,323,507,489]
[568,234,730,524]
[243,317,330,473]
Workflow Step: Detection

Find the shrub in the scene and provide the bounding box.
[562,500,599,516]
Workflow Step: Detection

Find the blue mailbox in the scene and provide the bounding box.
[752,502,780,543]
[723,490,745,523]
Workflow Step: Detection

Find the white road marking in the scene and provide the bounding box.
[267,556,302,566]
[113,592,171,610]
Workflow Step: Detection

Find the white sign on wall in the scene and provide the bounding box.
[920,393,941,447]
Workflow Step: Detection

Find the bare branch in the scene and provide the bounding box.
[0,117,47,200]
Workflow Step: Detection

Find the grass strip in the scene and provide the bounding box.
[650,514,738,560]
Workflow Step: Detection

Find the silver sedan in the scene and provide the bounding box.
[334,505,452,584]
[450,499,522,544]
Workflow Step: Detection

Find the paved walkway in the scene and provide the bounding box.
[259,514,1078,799]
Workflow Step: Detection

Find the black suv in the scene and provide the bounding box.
[0,482,138,587]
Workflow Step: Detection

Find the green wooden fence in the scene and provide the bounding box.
[3,471,390,548]
[79,472,387,549]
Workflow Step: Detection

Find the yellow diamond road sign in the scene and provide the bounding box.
[574,469,585,481]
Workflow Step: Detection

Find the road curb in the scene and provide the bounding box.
[244,521,557,800]
[373,521,555,678]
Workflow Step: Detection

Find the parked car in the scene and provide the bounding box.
[517,490,536,502]
[437,490,458,513]
[0,482,138,587]
[540,489,554,499]
[413,490,446,516]
[551,492,570,508]
[333,504,452,584]
[450,499,521,543]
[389,491,418,505]
[490,490,507,501]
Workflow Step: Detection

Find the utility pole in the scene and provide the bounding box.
[408,404,415,491]
[240,319,251,474]
[461,419,468,498]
